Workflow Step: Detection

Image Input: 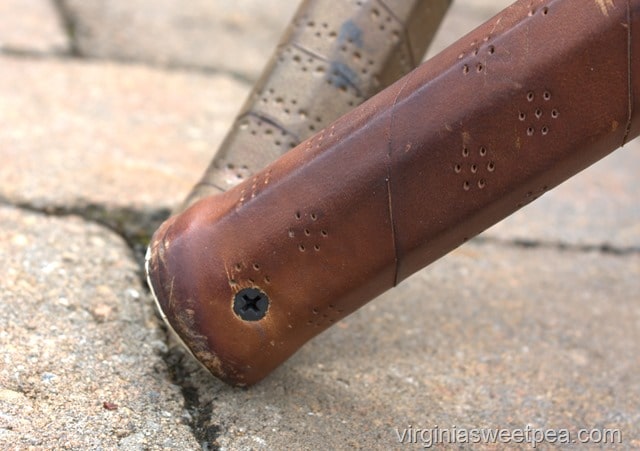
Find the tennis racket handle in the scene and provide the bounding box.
[146,0,640,386]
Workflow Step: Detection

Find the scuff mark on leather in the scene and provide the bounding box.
[595,0,616,16]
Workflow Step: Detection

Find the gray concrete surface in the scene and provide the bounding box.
[1,0,638,449]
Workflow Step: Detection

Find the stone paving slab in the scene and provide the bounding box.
[0,0,69,55]
[172,242,640,449]
[0,55,247,211]
[60,0,299,81]
[0,205,198,449]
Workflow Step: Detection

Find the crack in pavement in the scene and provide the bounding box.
[3,196,638,280]
[50,0,81,57]
[0,47,71,59]
[0,44,255,85]
[164,347,223,450]
[473,235,640,256]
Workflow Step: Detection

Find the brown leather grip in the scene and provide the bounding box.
[146,0,640,386]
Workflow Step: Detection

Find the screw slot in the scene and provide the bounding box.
[233,287,269,321]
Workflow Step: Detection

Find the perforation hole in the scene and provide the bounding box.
[463,65,469,75]
[519,112,526,121]
[479,146,487,156]
[543,91,552,100]
[527,127,535,136]
[462,147,470,157]
[463,181,471,191]
[551,109,559,118]
[527,92,535,102]
[299,244,306,252]
[454,164,462,173]
[321,230,328,237]
[488,45,495,55]
[541,126,549,135]
[471,164,478,174]
[487,161,496,172]
[478,179,486,189]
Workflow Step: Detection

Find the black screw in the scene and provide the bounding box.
[233,287,269,321]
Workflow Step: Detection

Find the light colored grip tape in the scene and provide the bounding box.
[181,0,451,209]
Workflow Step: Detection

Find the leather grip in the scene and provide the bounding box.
[147,0,640,386]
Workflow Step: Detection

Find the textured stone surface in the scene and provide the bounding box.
[0,55,247,211]
[0,0,69,54]
[61,0,299,81]
[0,205,198,449]
[485,145,640,249]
